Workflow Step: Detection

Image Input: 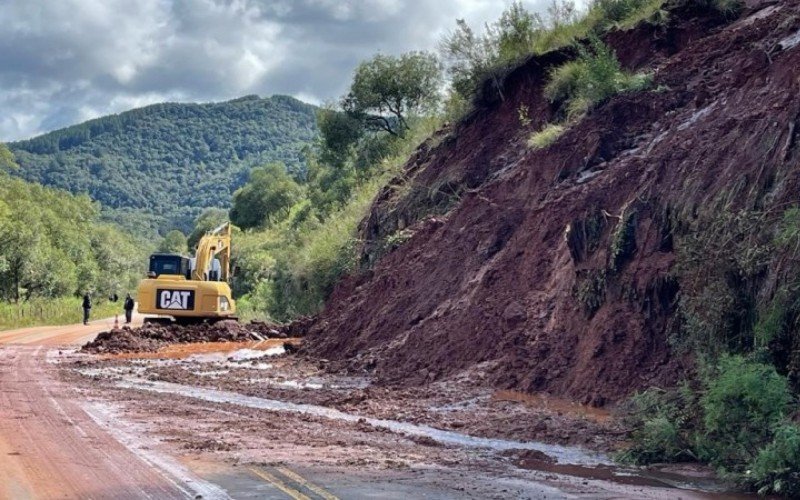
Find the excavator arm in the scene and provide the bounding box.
[192,222,232,281]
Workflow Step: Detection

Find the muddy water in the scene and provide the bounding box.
[115,377,762,496]
[117,377,610,466]
[512,460,755,497]
[492,390,612,423]
[106,339,299,360]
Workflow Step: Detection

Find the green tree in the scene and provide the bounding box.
[0,176,143,302]
[316,106,364,167]
[229,163,303,230]
[493,1,543,62]
[0,143,17,171]
[342,52,442,136]
[158,230,188,254]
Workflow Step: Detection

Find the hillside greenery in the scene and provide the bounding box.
[9,95,318,235]
[0,144,147,318]
[226,49,444,321]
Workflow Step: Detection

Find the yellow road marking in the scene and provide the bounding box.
[249,467,311,500]
[276,466,339,500]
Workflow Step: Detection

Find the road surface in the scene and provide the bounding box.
[0,312,205,498]
[0,315,728,500]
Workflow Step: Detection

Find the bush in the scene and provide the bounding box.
[708,0,745,17]
[746,423,800,496]
[528,124,566,149]
[545,38,652,119]
[544,61,587,104]
[440,0,667,103]
[698,356,791,470]
[619,357,797,496]
[594,0,668,29]
[616,386,697,464]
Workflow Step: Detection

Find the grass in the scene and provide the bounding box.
[545,37,653,119]
[528,124,566,149]
[530,37,652,152]
[0,297,124,331]
[524,0,670,57]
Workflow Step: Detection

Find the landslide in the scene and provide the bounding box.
[305,0,800,406]
[82,320,289,354]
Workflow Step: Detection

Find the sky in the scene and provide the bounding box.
[0,0,559,142]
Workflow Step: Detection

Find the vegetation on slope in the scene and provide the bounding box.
[9,95,318,235]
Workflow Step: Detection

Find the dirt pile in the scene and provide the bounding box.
[305,1,800,405]
[82,320,288,354]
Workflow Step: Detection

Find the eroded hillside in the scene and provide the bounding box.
[305,0,800,405]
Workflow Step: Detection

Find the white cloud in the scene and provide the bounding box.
[0,0,560,141]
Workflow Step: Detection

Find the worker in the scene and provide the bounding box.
[123,294,135,324]
[82,292,92,325]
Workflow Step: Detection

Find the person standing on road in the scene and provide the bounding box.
[82,292,92,325]
[123,293,134,324]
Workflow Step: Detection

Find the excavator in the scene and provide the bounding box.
[136,223,236,324]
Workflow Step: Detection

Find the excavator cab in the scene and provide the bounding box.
[148,253,192,279]
[136,224,237,324]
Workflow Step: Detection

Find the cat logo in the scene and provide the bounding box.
[157,289,195,310]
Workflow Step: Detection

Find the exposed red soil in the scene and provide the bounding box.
[305,1,800,405]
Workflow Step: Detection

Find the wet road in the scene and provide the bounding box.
[0,317,727,499]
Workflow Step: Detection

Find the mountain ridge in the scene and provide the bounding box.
[9,94,319,234]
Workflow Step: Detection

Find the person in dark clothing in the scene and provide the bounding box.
[82,292,92,325]
[123,294,135,324]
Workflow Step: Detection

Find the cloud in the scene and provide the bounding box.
[0,0,557,141]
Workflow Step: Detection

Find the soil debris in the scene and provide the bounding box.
[82,320,292,354]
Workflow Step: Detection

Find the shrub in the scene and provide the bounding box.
[544,60,587,104]
[441,0,666,103]
[616,386,697,464]
[708,0,745,17]
[746,423,800,497]
[594,0,668,29]
[698,356,791,470]
[609,207,638,272]
[528,124,566,149]
[545,38,652,119]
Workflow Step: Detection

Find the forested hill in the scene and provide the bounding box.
[8,95,318,234]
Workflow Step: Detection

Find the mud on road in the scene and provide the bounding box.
[56,337,748,499]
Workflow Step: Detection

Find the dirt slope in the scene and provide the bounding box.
[306,1,800,405]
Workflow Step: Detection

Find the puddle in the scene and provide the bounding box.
[186,346,284,364]
[107,339,297,360]
[195,370,231,378]
[513,459,755,497]
[492,390,612,423]
[117,377,609,466]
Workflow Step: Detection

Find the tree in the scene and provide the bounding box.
[158,230,188,254]
[342,51,442,136]
[229,163,302,230]
[316,106,364,167]
[494,1,543,61]
[188,208,229,249]
[0,143,17,171]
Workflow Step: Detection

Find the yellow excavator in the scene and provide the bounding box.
[137,223,236,324]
